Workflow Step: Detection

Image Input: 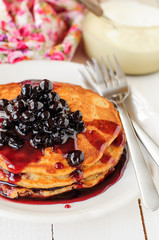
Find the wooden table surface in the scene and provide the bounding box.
[0,40,159,240]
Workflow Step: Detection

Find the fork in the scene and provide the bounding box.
[80,56,159,211]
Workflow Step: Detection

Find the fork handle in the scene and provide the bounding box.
[118,103,159,211]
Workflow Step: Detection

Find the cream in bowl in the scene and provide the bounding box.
[83,0,159,75]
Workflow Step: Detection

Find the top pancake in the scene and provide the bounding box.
[0,81,125,192]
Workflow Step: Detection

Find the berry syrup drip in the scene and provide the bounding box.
[55,162,64,169]
[54,137,77,155]
[85,119,121,136]
[100,154,114,164]
[65,204,71,209]
[0,167,21,183]
[0,118,4,124]
[83,130,107,151]
[0,142,43,174]
[70,169,83,181]
[112,133,125,147]
[83,119,122,151]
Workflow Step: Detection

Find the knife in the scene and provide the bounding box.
[131,119,159,167]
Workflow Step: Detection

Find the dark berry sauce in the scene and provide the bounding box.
[100,154,113,164]
[85,119,121,136]
[113,133,125,147]
[0,142,43,174]
[0,167,21,183]
[54,137,77,155]
[55,162,64,169]
[65,204,71,208]
[0,146,128,204]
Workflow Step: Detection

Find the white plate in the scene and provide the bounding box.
[0,60,157,223]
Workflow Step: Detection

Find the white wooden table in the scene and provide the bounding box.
[0,45,159,240]
[0,199,159,240]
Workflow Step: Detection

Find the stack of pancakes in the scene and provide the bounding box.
[0,81,126,199]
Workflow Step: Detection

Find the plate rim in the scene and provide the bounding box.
[0,60,138,223]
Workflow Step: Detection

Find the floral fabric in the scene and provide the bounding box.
[0,0,84,63]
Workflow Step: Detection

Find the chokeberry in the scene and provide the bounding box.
[50,92,60,101]
[32,121,43,134]
[9,111,21,122]
[74,121,85,132]
[39,111,50,121]
[5,103,14,115]
[21,84,32,98]
[8,136,24,150]
[0,99,9,110]
[15,123,31,136]
[57,115,69,128]
[21,110,35,122]
[67,150,84,167]
[39,79,53,93]
[28,100,43,111]
[2,119,13,131]
[13,100,25,112]
[0,131,7,146]
[69,110,82,122]
[49,101,62,114]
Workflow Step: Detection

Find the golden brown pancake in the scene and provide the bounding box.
[0,81,126,199]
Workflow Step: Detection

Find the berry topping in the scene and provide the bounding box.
[67,150,84,167]
[2,119,13,131]
[51,92,60,101]
[0,99,9,110]
[15,123,31,137]
[70,169,83,181]
[21,84,32,98]
[57,115,69,128]
[32,121,43,134]
[49,101,63,114]
[8,136,24,150]
[59,99,70,111]
[5,103,14,115]
[12,94,22,103]
[69,110,82,122]
[0,131,8,146]
[74,121,85,132]
[13,100,25,112]
[65,128,74,136]
[9,111,21,122]
[21,111,35,122]
[31,86,41,99]
[28,100,43,111]
[43,118,54,133]
[0,77,85,171]
[39,79,53,93]
[39,111,50,121]
[51,131,63,144]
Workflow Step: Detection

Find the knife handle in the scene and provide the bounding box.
[118,103,159,211]
[132,119,159,167]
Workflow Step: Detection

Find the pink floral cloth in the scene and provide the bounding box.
[0,0,84,63]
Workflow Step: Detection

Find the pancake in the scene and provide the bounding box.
[0,80,126,199]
